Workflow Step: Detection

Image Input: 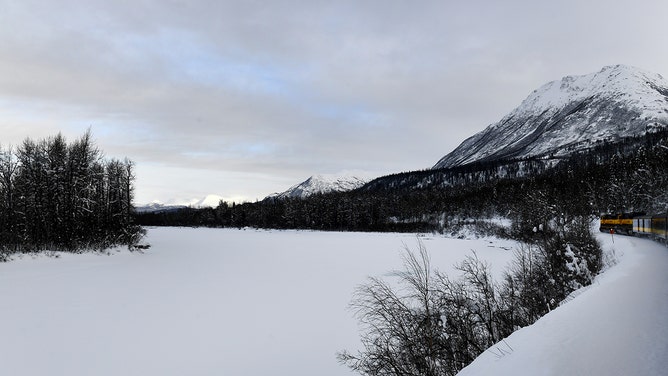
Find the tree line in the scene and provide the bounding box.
[0,131,144,257]
[135,129,668,235]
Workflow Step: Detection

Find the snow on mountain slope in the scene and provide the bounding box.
[268,174,369,199]
[457,233,668,376]
[434,65,668,169]
[135,194,224,212]
[193,194,224,208]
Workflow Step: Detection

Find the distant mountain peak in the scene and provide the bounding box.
[194,194,224,208]
[267,174,369,200]
[135,194,224,213]
[433,65,668,169]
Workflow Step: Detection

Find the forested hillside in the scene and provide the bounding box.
[135,129,668,235]
[0,131,143,257]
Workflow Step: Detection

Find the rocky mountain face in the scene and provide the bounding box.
[268,174,368,200]
[433,65,668,169]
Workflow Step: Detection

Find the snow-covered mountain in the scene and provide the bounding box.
[135,194,224,213]
[134,201,185,213]
[433,65,668,169]
[268,174,369,200]
[192,194,225,208]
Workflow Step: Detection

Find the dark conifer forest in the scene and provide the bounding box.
[135,129,668,237]
[0,131,144,257]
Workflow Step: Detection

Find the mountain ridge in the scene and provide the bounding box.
[267,174,369,200]
[433,65,668,169]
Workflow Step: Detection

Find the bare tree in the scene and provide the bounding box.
[339,225,602,376]
[338,240,451,376]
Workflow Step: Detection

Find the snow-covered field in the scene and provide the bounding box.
[2,228,666,376]
[0,228,517,376]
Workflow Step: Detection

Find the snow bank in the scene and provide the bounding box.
[0,228,517,376]
[457,233,668,376]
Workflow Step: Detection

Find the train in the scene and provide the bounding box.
[599,212,668,243]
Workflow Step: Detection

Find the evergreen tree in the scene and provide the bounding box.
[0,131,143,254]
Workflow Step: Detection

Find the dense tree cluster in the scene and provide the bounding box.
[0,131,144,257]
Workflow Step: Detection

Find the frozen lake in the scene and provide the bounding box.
[0,227,518,376]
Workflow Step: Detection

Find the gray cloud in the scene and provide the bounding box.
[1,0,667,203]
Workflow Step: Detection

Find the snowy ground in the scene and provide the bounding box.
[458,232,668,376]
[0,228,517,376]
[2,228,665,376]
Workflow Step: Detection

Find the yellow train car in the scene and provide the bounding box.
[633,215,653,234]
[599,213,636,235]
[632,213,667,243]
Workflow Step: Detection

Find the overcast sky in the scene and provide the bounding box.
[1,0,667,204]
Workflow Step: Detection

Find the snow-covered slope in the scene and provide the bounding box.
[268,174,368,199]
[457,233,668,376]
[434,65,668,169]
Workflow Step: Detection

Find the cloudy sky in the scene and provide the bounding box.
[1,0,667,204]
